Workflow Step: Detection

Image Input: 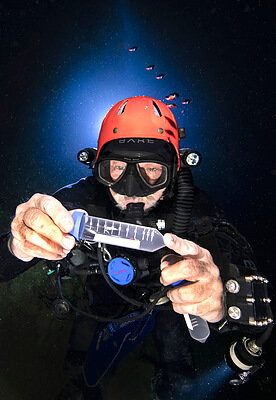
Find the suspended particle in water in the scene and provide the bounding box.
[182,99,191,105]
[129,46,138,52]
[156,74,165,79]
[165,93,179,101]
[146,64,155,70]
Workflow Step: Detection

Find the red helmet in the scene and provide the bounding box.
[97,96,180,169]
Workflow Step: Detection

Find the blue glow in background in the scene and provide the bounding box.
[0,1,275,397]
[1,0,275,294]
[1,1,275,279]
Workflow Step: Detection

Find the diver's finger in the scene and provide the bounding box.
[31,194,74,233]
[11,221,71,257]
[167,281,206,303]
[163,233,206,259]
[11,235,66,261]
[9,236,34,262]
[160,254,183,268]
[23,224,71,255]
[160,258,210,286]
[172,301,208,318]
[20,208,75,250]
[171,298,224,323]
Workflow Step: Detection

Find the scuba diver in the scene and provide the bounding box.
[0,96,273,400]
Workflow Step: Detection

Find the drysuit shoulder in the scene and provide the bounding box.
[53,176,111,217]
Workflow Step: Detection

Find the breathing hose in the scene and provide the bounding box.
[172,167,194,235]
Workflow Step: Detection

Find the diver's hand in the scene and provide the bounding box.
[10,194,76,262]
[161,233,225,323]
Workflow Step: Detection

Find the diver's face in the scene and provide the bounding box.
[109,187,166,211]
[109,160,166,186]
[108,160,166,210]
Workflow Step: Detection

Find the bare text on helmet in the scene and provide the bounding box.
[118,139,155,144]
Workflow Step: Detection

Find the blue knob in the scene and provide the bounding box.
[108,257,135,285]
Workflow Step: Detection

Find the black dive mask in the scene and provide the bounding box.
[97,159,170,196]
[94,139,178,197]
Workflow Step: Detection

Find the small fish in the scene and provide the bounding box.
[182,99,191,105]
[129,46,138,52]
[146,65,155,70]
[156,74,165,79]
[165,93,179,101]
[167,103,177,108]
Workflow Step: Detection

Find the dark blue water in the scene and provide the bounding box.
[0,1,275,398]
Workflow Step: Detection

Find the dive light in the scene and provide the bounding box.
[180,149,202,167]
[77,148,97,167]
[224,322,274,385]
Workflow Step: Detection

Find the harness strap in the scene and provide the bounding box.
[193,217,226,273]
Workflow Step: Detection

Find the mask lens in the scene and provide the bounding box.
[97,160,168,190]
[137,162,167,186]
[98,160,127,184]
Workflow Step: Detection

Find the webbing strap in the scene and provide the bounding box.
[193,217,228,281]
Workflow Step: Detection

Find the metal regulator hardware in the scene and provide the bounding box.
[224,274,273,327]
[223,273,274,385]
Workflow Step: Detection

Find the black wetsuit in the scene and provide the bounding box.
[0,176,270,397]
